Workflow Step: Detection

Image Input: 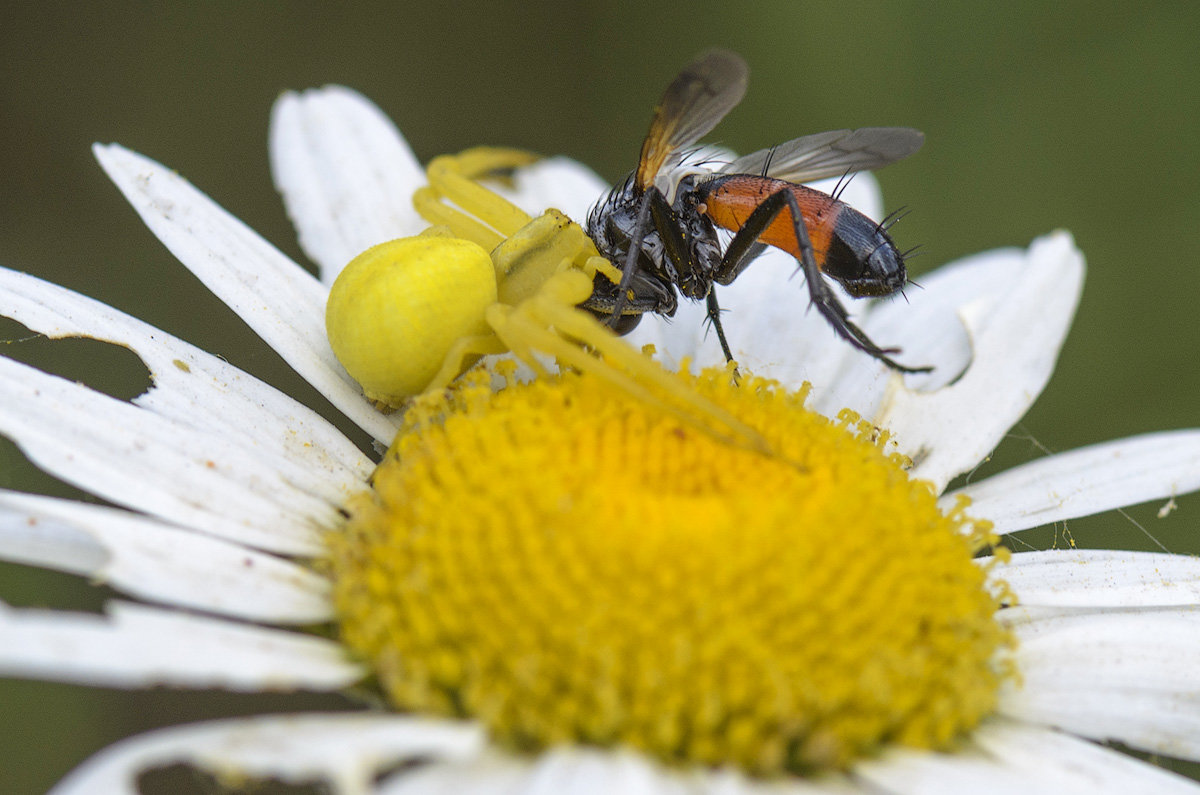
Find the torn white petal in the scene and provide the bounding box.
[270,86,428,284]
[874,232,1085,491]
[946,430,1200,534]
[0,266,372,492]
[996,549,1200,607]
[1000,606,1200,762]
[0,491,332,624]
[0,355,332,555]
[0,600,361,691]
[94,142,400,444]
[52,713,484,795]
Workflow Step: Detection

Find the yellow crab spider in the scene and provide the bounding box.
[326,147,767,453]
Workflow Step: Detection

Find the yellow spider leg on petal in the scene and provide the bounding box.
[412,186,504,250]
[425,151,536,237]
[441,146,541,180]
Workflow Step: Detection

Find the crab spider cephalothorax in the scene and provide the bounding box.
[326,147,769,454]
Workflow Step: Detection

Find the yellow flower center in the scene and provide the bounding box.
[326,365,1011,775]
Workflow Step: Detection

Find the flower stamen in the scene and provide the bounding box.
[327,365,1011,775]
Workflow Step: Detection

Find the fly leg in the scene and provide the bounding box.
[714,188,931,374]
[705,290,735,364]
[607,188,659,328]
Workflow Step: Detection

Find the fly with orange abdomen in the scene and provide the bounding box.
[581,50,929,373]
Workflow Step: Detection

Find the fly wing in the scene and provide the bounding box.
[635,50,749,191]
[723,127,923,183]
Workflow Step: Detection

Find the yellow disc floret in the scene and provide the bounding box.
[327,366,1011,776]
[326,236,496,405]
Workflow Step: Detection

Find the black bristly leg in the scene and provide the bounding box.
[608,188,659,329]
[715,187,932,374]
[705,290,735,363]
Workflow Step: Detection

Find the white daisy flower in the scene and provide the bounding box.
[3,85,1200,795]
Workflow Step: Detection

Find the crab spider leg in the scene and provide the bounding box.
[490,295,769,456]
[425,333,511,393]
[414,149,540,249]
[424,153,534,235]
[438,147,541,185]
[412,187,505,251]
[487,267,770,455]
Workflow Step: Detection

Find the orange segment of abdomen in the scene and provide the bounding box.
[700,175,841,268]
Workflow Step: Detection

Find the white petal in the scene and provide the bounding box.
[379,750,539,794]
[0,600,361,690]
[270,86,428,283]
[945,430,1200,534]
[971,722,1200,793]
[51,713,483,795]
[723,248,861,390]
[997,549,1200,607]
[854,743,1032,795]
[999,605,1200,761]
[0,355,330,555]
[856,720,1200,794]
[94,143,401,444]
[813,243,1023,420]
[0,491,331,623]
[630,246,863,391]
[383,746,841,795]
[625,294,723,374]
[0,266,373,491]
[504,748,690,795]
[874,232,1085,491]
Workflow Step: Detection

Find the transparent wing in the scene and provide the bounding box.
[635,50,749,191]
[723,127,924,183]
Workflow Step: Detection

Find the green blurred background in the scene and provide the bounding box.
[3,2,1199,791]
